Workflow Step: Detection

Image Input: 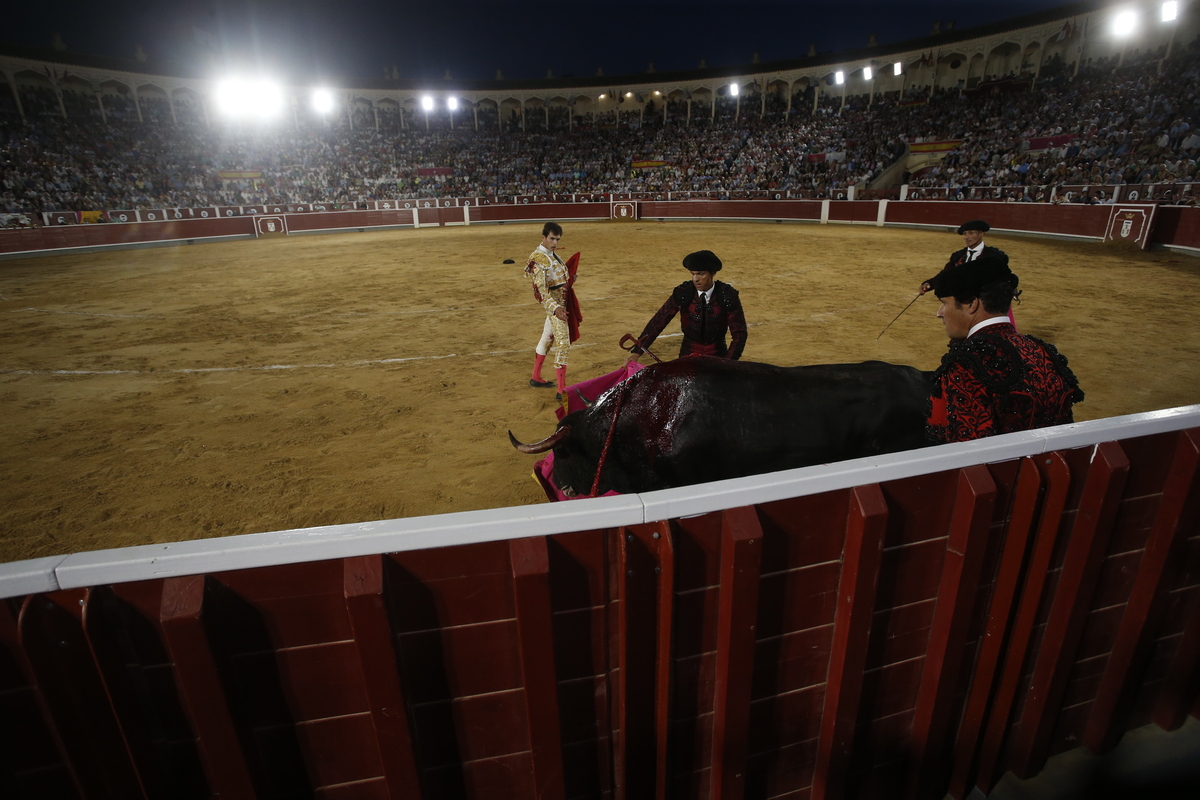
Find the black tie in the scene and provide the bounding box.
[699,292,708,340]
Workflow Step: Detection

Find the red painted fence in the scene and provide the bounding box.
[5,201,1198,257]
[3,407,1200,800]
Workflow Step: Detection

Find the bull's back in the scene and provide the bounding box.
[621,359,930,484]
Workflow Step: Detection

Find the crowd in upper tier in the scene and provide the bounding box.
[1,42,1198,219]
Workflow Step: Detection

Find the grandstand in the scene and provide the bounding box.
[2,0,1199,225]
[4,3,1200,800]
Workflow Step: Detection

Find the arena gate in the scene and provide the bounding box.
[3,405,1200,800]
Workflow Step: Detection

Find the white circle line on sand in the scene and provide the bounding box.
[0,343,604,376]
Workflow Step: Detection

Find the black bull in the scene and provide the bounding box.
[509,358,933,496]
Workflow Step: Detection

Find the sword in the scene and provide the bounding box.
[876,292,924,340]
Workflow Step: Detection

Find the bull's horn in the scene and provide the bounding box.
[575,388,594,408]
[508,425,572,454]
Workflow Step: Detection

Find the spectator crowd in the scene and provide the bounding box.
[1,45,1198,219]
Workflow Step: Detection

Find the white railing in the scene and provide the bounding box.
[3,404,1198,600]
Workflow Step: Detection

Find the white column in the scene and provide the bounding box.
[95,92,106,124]
[133,86,143,122]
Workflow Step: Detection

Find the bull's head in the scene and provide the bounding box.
[507,425,572,454]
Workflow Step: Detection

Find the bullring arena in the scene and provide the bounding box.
[7,3,1200,798]
[2,219,1197,563]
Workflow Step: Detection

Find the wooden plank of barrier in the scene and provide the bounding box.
[81,587,169,799]
[1084,430,1200,753]
[947,458,1044,799]
[19,590,147,800]
[1,596,83,798]
[708,506,765,800]
[1153,584,1200,731]
[650,522,675,800]
[1007,441,1131,779]
[616,523,671,799]
[159,575,256,799]
[343,555,423,799]
[905,465,998,800]
[509,537,566,800]
[812,484,889,800]
[973,453,1072,795]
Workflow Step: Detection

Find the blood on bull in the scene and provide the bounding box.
[508,356,932,497]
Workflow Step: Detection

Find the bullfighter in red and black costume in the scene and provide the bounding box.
[926,251,1082,444]
[631,250,748,360]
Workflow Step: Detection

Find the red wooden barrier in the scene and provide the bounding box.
[3,419,1200,799]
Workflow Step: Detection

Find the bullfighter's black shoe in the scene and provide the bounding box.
[530,378,554,387]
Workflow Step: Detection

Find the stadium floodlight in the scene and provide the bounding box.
[421,95,434,111]
[1163,1,1178,21]
[447,96,459,110]
[599,93,606,99]
[730,83,739,96]
[255,81,285,119]
[863,66,873,80]
[835,71,845,85]
[1113,9,1139,36]
[215,78,284,120]
[215,79,254,117]
[312,88,335,114]
[653,90,661,95]
[893,61,902,76]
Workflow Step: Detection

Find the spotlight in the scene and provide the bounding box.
[215,79,253,117]
[1163,1,1178,22]
[599,93,606,99]
[421,96,434,111]
[835,71,845,85]
[893,61,902,76]
[730,83,739,96]
[312,88,334,114]
[626,91,633,98]
[447,97,459,110]
[215,78,284,119]
[863,66,873,80]
[1113,9,1138,36]
[255,81,284,118]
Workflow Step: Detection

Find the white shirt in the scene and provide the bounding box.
[966,241,985,260]
[697,285,715,303]
[968,316,1011,337]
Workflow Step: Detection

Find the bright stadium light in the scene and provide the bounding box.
[893,61,902,76]
[255,80,285,118]
[215,79,253,117]
[1163,1,1178,21]
[598,93,606,99]
[421,95,434,111]
[835,70,845,84]
[447,96,459,110]
[312,88,335,114]
[215,78,283,119]
[863,66,873,80]
[1113,9,1139,36]
[730,83,739,96]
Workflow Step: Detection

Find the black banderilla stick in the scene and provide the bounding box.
[619,333,662,363]
[876,292,924,340]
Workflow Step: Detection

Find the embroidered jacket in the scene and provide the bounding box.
[525,245,569,315]
[635,280,747,359]
[927,323,1083,444]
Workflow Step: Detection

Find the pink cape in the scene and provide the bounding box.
[531,361,643,501]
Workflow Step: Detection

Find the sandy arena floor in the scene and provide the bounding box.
[2,221,1198,563]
